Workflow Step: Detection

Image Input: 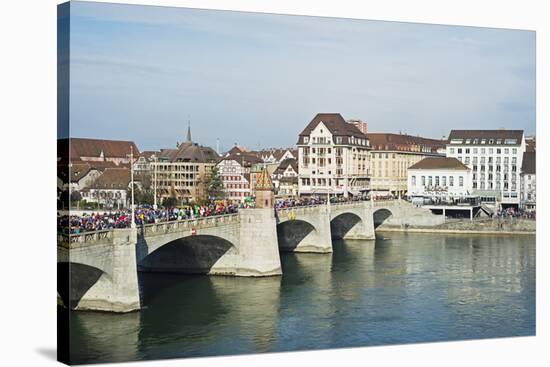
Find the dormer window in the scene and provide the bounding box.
[304,137,309,144]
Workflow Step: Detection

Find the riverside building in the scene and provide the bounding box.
[407,157,472,199]
[217,151,263,203]
[520,151,536,211]
[152,126,219,204]
[297,113,371,198]
[367,133,446,198]
[446,130,526,209]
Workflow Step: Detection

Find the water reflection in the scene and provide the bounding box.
[68,233,535,364]
[69,309,140,364]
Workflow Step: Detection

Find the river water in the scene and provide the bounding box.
[67,232,536,364]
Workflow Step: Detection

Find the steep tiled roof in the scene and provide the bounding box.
[68,138,140,159]
[158,142,218,163]
[225,146,248,156]
[256,166,273,191]
[222,151,263,167]
[251,148,297,162]
[276,158,298,174]
[69,162,95,182]
[521,152,536,174]
[92,168,131,189]
[140,151,159,159]
[297,113,368,145]
[367,133,445,153]
[409,157,469,170]
[448,130,523,145]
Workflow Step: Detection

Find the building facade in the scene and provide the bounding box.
[520,151,536,211]
[81,168,131,209]
[446,130,526,208]
[297,113,371,198]
[151,130,219,204]
[272,158,299,198]
[367,133,446,198]
[217,152,263,203]
[407,157,472,201]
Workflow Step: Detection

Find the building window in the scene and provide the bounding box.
[449,148,455,154]
[304,137,309,144]
[412,176,416,186]
[459,176,464,187]
[428,176,433,186]
[458,148,462,154]
[442,176,447,187]
[449,176,454,186]
[421,176,426,186]
[435,176,440,186]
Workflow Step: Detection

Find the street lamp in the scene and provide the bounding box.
[153,158,158,210]
[129,146,136,228]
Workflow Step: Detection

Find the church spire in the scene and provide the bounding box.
[186,120,192,143]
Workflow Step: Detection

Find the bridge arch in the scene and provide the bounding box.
[276,219,317,251]
[373,208,393,228]
[330,212,363,239]
[57,262,105,309]
[138,234,236,274]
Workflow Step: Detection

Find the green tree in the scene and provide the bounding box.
[162,196,178,208]
[203,166,225,202]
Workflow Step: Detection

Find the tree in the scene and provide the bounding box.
[202,166,225,202]
[127,173,156,206]
[162,196,178,208]
[70,190,82,209]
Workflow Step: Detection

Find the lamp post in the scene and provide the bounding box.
[153,158,158,210]
[130,146,136,229]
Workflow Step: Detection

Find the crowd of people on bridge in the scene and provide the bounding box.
[59,195,389,234]
[274,195,379,210]
[58,202,248,234]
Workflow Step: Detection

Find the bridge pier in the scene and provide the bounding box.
[58,228,141,313]
[234,208,283,276]
[277,206,333,253]
[342,214,376,240]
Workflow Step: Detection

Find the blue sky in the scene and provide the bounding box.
[63,1,536,152]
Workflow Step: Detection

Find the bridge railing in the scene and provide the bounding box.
[139,213,240,236]
[275,199,399,213]
[58,229,113,245]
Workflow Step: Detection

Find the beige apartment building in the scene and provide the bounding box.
[367,133,446,197]
[152,129,219,204]
[297,113,371,198]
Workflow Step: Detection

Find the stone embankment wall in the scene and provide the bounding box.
[377,217,536,234]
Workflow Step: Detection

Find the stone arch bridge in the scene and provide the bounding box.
[275,200,441,252]
[57,200,442,312]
